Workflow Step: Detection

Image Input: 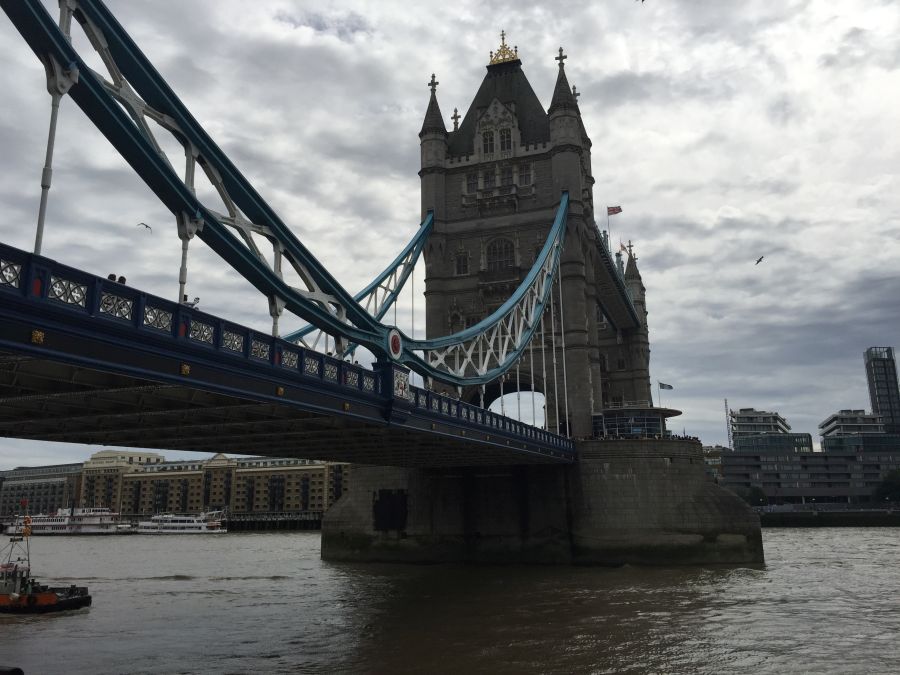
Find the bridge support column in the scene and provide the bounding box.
[567,439,764,565]
[322,463,572,564]
[322,439,763,566]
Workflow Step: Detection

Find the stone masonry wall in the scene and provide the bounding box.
[569,439,764,565]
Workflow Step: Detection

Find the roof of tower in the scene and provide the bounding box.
[625,250,642,280]
[419,73,447,137]
[447,37,550,156]
[548,48,579,115]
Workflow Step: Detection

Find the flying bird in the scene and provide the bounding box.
[136,222,152,232]
[755,256,764,265]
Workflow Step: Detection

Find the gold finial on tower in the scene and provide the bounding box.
[489,30,519,65]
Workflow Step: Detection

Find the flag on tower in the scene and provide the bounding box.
[658,382,674,390]
[607,206,622,216]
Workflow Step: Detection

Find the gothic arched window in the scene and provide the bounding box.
[455,253,469,276]
[487,238,514,273]
[499,128,512,152]
[518,163,531,185]
[482,131,495,154]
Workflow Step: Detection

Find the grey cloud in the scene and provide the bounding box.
[586,70,735,108]
[274,10,372,41]
[820,26,900,70]
[766,94,805,127]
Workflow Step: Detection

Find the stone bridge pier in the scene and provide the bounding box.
[322,438,763,565]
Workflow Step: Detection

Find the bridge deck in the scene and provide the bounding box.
[0,243,574,467]
[0,351,562,466]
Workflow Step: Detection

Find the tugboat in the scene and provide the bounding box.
[0,516,92,614]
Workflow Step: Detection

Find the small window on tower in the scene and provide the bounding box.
[519,163,531,185]
[455,254,468,276]
[482,131,495,154]
[487,238,514,272]
[501,166,513,186]
[483,169,495,189]
[499,128,512,152]
[467,173,478,193]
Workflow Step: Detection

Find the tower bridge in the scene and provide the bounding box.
[0,0,762,565]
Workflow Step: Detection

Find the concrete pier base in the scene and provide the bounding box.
[322,438,763,565]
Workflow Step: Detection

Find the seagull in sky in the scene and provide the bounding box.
[136,222,152,232]
[755,255,764,265]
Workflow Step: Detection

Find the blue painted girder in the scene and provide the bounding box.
[0,0,571,387]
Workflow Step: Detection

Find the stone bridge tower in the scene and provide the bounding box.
[419,35,651,438]
[321,36,763,568]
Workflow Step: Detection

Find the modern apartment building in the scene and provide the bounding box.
[819,409,885,438]
[865,347,900,433]
[730,408,791,438]
[0,463,84,517]
[722,445,900,505]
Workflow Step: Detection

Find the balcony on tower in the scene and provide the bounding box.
[592,401,682,440]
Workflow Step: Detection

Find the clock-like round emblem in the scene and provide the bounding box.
[387,329,402,360]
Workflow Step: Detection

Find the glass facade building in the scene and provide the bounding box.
[865,347,900,434]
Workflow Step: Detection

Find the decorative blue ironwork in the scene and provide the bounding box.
[49,276,86,307]
[0,259,21,288]
[223,330,244,353]
[303,355,320,377]
[99,291,133,320]
[250,339,270,360]
[189,319,214,344]
[143,306,172,332]
[281,350,298,369]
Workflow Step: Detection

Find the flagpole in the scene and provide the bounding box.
[658,381,662,408]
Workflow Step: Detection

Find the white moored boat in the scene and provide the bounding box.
[136,511,227,534]
[22,507,122,535]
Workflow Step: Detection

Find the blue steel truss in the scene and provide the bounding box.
[1,0,569,387]
[282,211,434,351]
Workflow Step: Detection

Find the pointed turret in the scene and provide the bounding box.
[419,73,448,219]
[547,47,585,199]
[419,73,447,137]
[548,48,578,115]
[622,242,651,403]
[625,246,642,281]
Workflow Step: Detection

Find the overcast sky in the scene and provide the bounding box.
[1,0,899,469]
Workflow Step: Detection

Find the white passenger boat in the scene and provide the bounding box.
[18,507,122,535]
[136,511,227,534]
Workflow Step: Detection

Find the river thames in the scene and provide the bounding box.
[2,528,899,674]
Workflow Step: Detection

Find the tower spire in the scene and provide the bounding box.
[548,47,578,114]
[419,73,447,137]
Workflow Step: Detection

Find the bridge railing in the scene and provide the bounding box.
[408,385,574,454]
[1,242,576,458]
